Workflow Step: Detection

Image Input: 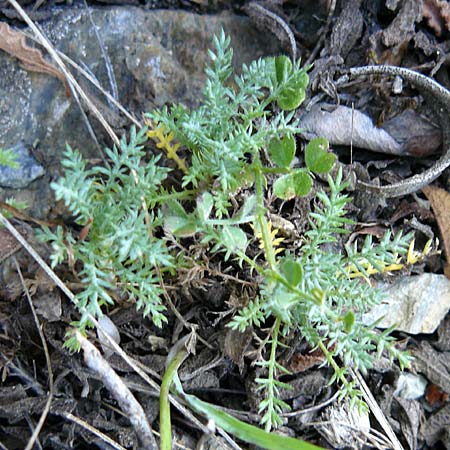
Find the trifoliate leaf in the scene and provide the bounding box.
[273,170,312,200]
[281,258,303,286]
[273,173,296,200]
[268,135,296,168]
[292,169,313,197]
[305,137,336,173]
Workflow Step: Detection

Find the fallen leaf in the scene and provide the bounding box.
[301,103,441,157]
[300,103,402,154]
[288,348,326,373]
[422,185,450,277]
[97,315,120,358]
[0,228,21,262]
[421,402,450,446]
[224,326,252,373]
[411,341,450,396]
[33,290,61,322]
[426,383,449,408]
[395,397,422,450]
[0,23,70,95]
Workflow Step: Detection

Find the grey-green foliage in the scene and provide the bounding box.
[228,171,412,427]
[43,30,413,431]
[41,128,173,344]
[148,31,314,217]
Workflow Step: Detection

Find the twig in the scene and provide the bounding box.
[22,29,141,128]
[281,390,340,417]
[61,412,127,450]
[83,0,119,106]
[7,0,120,149]
[0,354,45,395]
[347,65,450,197]
[309,419,394,449]
[243,2,297,62]
[14,258,54,450]
[351,368,405,450]
[77,332,158,449]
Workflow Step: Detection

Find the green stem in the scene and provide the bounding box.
[316,339,353,394]
[160,344,190,450]
[265,316,281,431]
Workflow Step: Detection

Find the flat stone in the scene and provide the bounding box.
[0,7,282,216]
[363,273,450,334]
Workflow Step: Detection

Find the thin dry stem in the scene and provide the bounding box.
[7,0,120,148]
[14,258,53,450]
[77,332,158,449]
[351,369,405,450]
[61,412,126,450]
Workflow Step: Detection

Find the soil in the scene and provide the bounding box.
[1,1,450,449]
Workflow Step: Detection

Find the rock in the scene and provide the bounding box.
[363,274,450,334]
[0,143,44,189]
[394,373,428,400]
[0,7,282,217]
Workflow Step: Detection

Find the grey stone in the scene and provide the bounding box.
[363,274,450,334]
[0,7,282,216]
[0,143,44,188]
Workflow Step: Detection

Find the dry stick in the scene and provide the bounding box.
[310,419,393,450]
[244,2,297,62]
[0,214,239,448]
[14,258,53,450]
[282,390,340,418]
[348,65,450,197]
[60,412,127,450]
[22,29,142,129]
[0,354,45,396]
[77,332,158,449]
[83,0,119,105]
[351,369,405,450]
[55,48,141,127]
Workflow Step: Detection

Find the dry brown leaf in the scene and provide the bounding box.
[0,22,70,95]
[288,348,326,373]
[422,185,450,277]
[223,326,252,373]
